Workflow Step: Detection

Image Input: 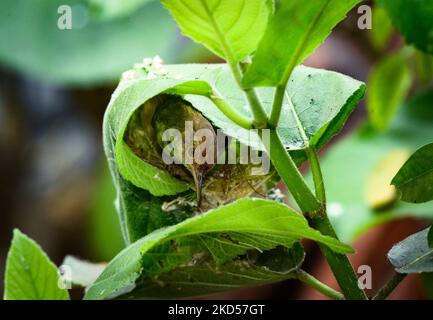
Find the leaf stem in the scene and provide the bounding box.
[269,85,286,128]
[200,0,268,129]
[209,92,254,129]
[373,272,407,300]
[306,147,326,203]
[295,269,344,300]
[229,62,268,128]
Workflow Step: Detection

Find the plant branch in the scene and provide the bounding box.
[373,272,407,300]
[295,269,344,300]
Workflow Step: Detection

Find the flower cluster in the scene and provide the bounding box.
[122,55,168,81]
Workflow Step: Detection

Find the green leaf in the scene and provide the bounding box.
[118,244,304,299]
[84,198,353,299]
[161,0,271,62]
[107,63,363,194]
[117,140,190,196]
[388,228,433,274]
[105,69,215,198]
[90,0,154,20]
[105,63,364,244]
[0,0,194,86]
[368,5,394,51]
[367,53,412,131]
[318,90,433,242]
[242,0,361,87]
[392,143,433,204]
[381,0,433,55]
[4,229,70,300]
[62,256,106,288]
[185,64,365,152]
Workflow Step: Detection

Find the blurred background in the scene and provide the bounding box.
[0,0,432,299]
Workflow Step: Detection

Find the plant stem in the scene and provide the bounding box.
[305,145,368,300]
[295,270,344,300]
[229,62,268,128]
[309,216,368,300]
[244,87,269,129]
[269,85,286,128]
[201,0,268,129]
[267,130,320,213]
[373,272,407,300]
[306,147,326,203]
[210,92,253,129]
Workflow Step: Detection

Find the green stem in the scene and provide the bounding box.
[244,87,269,129]
[306,147,326,203]
[210,92,253,129]
[309,216,368,300]
[373,272,407,300]
[200,0,268,129]
[305,147,368,300]
[295,270,344,300]
[267,130,320,213]
[228,61,268,128]
[269,85,286,128]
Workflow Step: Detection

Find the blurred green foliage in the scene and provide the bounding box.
[87,164,124,261]
[0,0,203,86]
[320,90,433,242]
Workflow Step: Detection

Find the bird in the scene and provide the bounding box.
[152,96,217,205]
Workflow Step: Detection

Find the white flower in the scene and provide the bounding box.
[152,55,164,66]
[142,57,153,67]
[128,56,167,79]
[121,70,136,81]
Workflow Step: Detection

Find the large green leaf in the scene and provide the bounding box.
[388,228,433,274]
[106,63,363,194]
[242,0,361,87]
[104,67,216,199]
[4,230,70,300]
[84,198,353,299]
[319,90,433,242]
[104,63,363,245]
[0,0,193,86]
[161,0,271,62]
[367,53,412,131]
[392,143,433,203]
[184,64,365,152]
[381,0,433,55]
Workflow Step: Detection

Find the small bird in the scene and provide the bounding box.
[152,96,216,205]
